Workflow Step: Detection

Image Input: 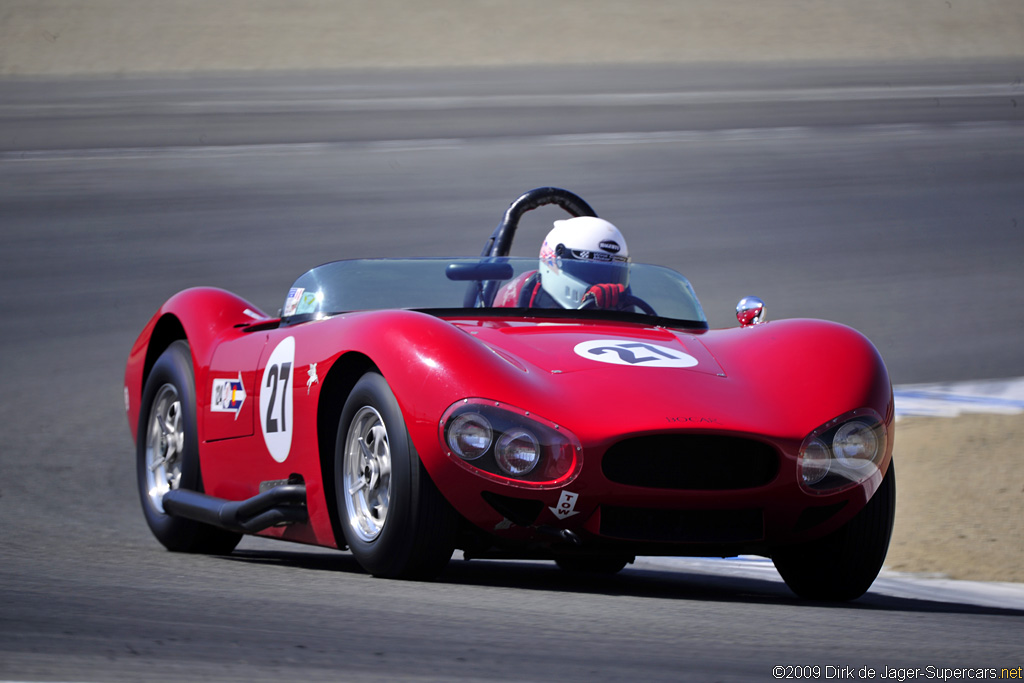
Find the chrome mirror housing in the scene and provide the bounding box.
[736,296,766,327]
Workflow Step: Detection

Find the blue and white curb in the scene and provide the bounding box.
[894,376,1024,419]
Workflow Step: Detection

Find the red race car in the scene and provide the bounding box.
[125,187,895,601]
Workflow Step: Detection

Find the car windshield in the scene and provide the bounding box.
[281,257,706,327]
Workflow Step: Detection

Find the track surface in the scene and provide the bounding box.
[1,63,1023,681]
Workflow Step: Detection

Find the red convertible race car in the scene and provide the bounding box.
[125,187,895,601]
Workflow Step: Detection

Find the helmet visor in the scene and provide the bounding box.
[558,249,630,288]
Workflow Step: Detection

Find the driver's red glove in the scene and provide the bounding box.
[585,283,626,308]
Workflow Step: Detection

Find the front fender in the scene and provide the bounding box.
[700,318,893,432]
[316,311,555,483]
[124,287,268,443]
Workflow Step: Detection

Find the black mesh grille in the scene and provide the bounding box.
[600,506,764,543]
[602,434,778,490]
[480,491,544,527]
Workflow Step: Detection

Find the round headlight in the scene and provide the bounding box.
[833,421,878,469]
[799,437,831,485]
[495,428,540,477]
[447,413,492,460]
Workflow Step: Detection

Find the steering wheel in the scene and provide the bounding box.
[577,292,658,316]
[465,188,598,307]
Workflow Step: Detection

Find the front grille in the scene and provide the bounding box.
[602,434,778,490]
[480,491,544,527]
[601,506,764,544]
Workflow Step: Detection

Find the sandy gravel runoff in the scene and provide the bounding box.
[1,0,1021,585]
[2,0,1024,75]
[887,413,1023,583]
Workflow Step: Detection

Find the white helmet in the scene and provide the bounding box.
[538,216,630,308]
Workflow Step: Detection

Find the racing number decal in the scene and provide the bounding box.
[265,363,291,433]
[260,336,295,463]
[573,339,698,368]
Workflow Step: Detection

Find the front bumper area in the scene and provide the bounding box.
[433,433,890,559]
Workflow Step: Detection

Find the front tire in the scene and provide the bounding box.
[335,372,457,579]
[772,463,896,601]
[136,340,242,554]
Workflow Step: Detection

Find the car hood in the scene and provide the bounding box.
[449,316,891,443]
[462,319,724,377]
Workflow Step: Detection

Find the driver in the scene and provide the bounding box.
[493,216,631,309]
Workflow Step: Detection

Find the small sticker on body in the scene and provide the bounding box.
[283,287,304,317]
[306,362,319,394]
[549,490,580,519]
[211,373,246,419]
[295,290,320,315]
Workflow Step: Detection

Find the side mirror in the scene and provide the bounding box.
[736,296,766,327]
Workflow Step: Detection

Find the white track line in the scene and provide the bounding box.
[636,556,1024,609]
[2,121,1020,162]
[1,82,1020,115]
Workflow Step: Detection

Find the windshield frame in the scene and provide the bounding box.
[279,257,708,330]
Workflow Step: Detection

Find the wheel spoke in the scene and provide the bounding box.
[145,384,185,513]
[348,478,367,496]
[156,413,171,437]
[358,436,374,461]
[343,406,393,543]
[168,402,184,453]
[370,425,388,453]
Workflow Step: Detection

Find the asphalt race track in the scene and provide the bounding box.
[1,63,1023,681]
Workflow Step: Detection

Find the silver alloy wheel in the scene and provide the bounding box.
[343,406,392,543]
[145,384,184,513]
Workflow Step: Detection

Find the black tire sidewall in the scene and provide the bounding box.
[335,372,418,576]
[773,463,896,601]
[336,372,460,579]
[136,340,240,553]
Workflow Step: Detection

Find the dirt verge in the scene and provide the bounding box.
[2,0,1023,76]
[886,412,1023,582]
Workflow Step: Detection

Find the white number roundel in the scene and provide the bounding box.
[260,336,295,463]
[574,339,698,368]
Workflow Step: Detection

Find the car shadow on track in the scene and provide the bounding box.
[223,546,1024,618]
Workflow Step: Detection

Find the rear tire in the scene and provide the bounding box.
[772,463,896,601]
[335,372,457,579]
[136,340,242,555]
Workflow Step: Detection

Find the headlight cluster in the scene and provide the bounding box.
[798,409,886,493]
[440,399,580,485]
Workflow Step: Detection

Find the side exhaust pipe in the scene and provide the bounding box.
[162,485,307,533]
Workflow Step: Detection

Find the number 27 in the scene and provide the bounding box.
[265,362,291,433]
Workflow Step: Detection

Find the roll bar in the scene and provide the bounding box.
[480,187,598,257]
[466,188,598,307]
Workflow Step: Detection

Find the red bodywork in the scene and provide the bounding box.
[125,283,894,559]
